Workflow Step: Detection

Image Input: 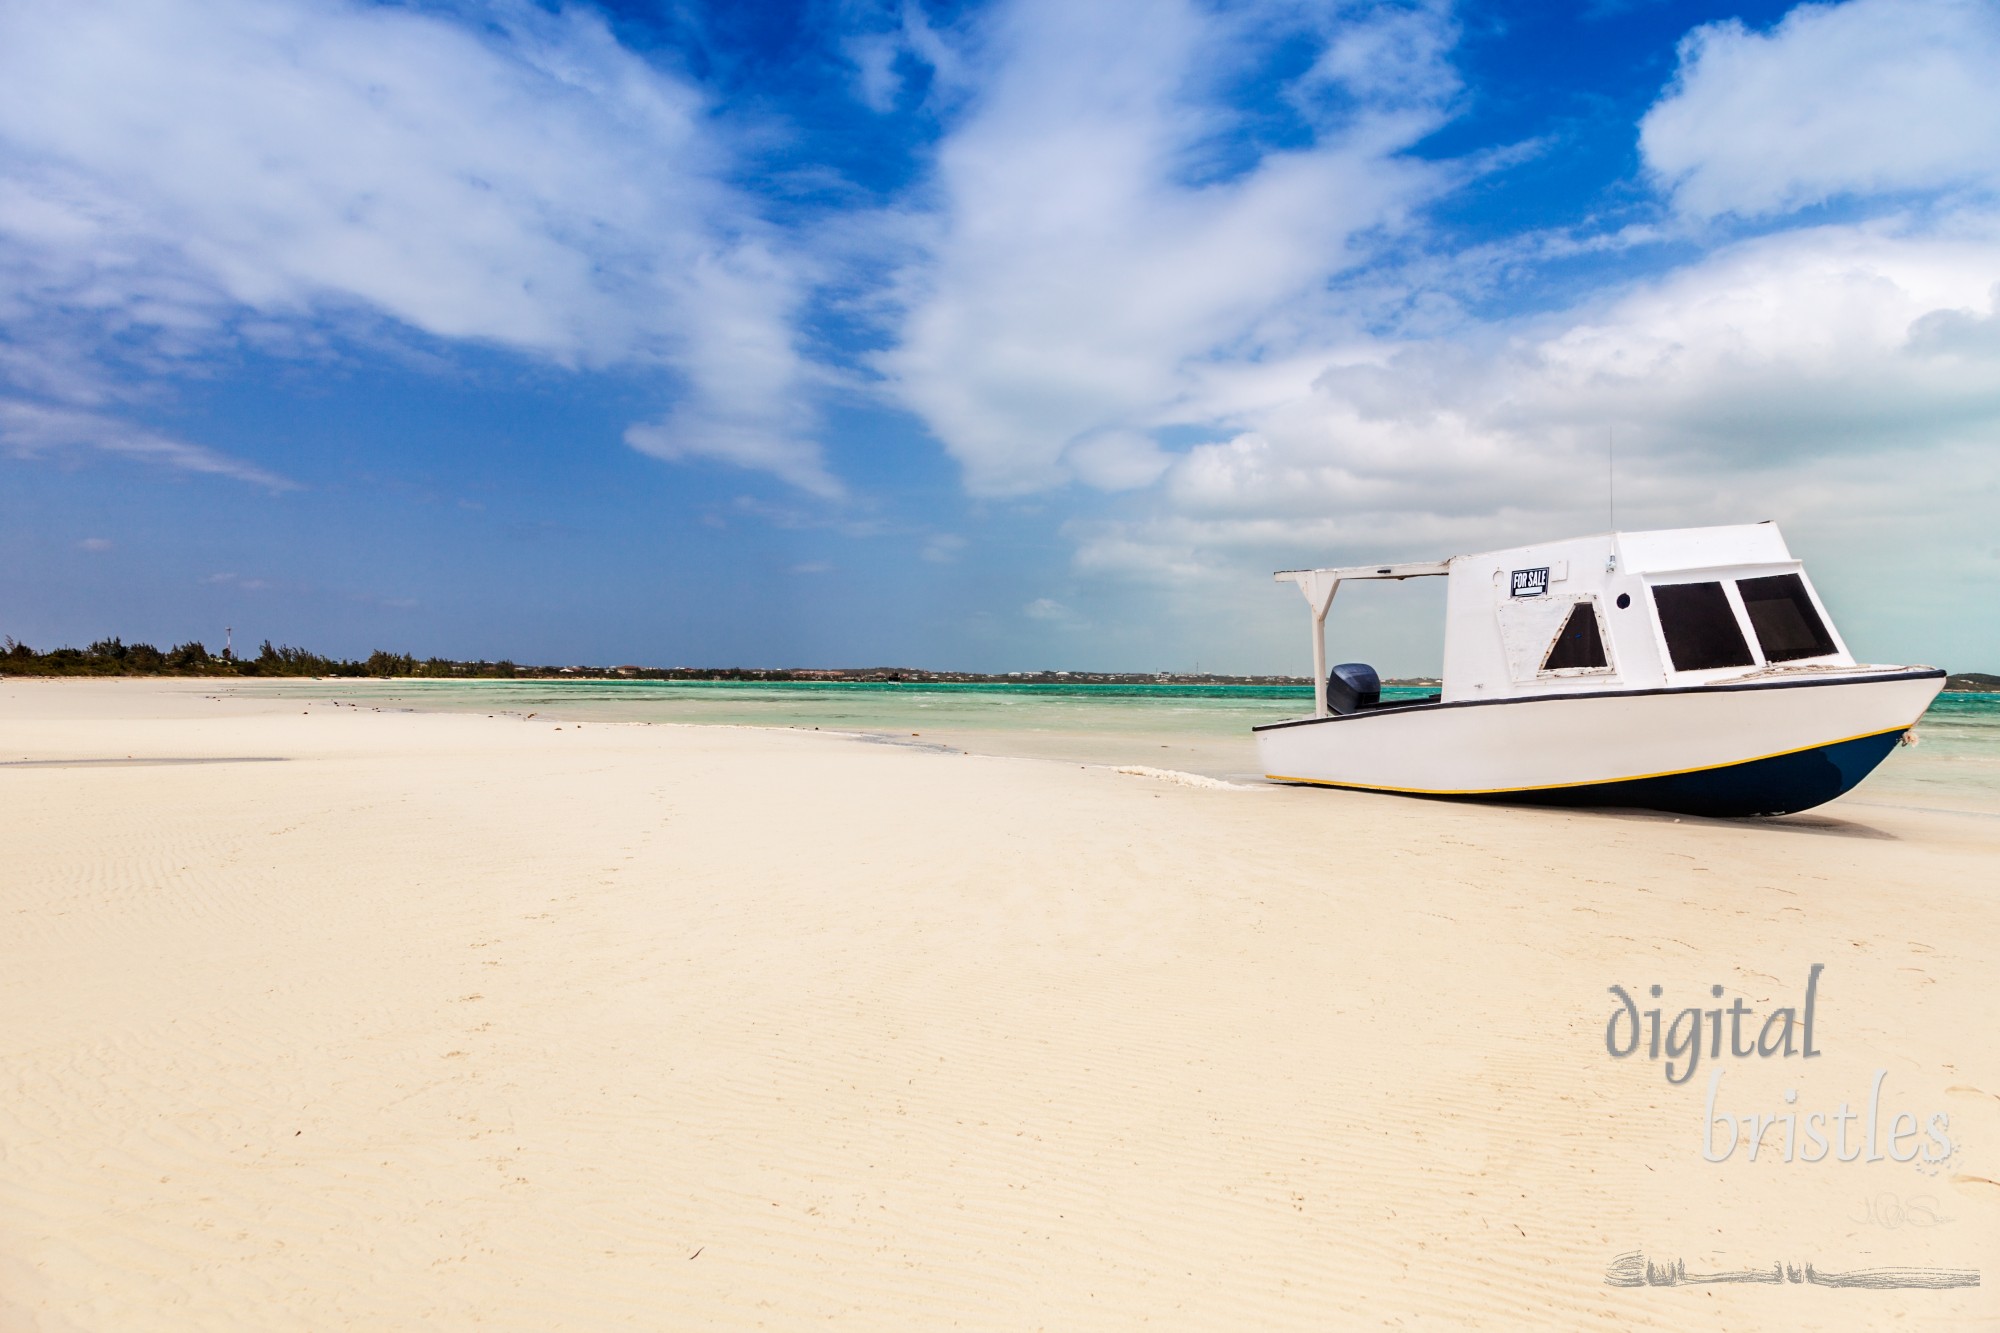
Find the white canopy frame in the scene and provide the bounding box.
[1274,561,1450,717]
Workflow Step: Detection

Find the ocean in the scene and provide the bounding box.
[245,678,2000,809]
[1876,688,2000,810]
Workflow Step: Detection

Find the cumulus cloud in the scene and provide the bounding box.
[1642,0,2000,220]
[873,0,1456,496]
[1015,0,2000,668]
[1064,430,1172,491]
[1076,219,2000,598]
[0,0,833,491]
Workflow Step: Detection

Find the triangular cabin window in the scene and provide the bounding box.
[1542,601,1607,671]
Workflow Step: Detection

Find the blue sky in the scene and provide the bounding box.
[2,0,1996,673]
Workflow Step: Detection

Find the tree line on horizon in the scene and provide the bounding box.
[0,640,1295,684]
[1,637,513,679]
[5,635,1996,690]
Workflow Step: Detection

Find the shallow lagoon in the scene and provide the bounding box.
[240,678,2000,809]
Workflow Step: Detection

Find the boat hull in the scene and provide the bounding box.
[1255,670,1944,817]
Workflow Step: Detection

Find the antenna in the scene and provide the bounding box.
[1607,427,1616,533]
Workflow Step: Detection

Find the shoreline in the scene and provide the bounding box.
[23,672,1993,815]
[7,667,1996,691]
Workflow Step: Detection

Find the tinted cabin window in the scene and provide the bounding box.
[1542,602,1607,671]
[1738,574,1838,661]
[1652,582,1754,672]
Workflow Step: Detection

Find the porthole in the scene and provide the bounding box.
[1616,593,1631,609]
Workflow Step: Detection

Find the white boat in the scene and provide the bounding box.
[1256,522,1943,817]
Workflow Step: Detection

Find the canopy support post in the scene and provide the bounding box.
[1273,559,1448,719]
[1281,571,1341,718]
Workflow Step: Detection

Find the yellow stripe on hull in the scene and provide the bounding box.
[1266,724,1910,797]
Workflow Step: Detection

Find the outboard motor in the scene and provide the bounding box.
[1326,662,1380,715]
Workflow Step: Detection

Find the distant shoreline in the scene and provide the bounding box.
[0,636,1365,687]
[3,638,1992,690]
[0,662,1361,688]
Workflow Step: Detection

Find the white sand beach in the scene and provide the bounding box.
[3,678,1996,1329]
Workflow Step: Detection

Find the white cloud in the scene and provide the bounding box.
[846,1,972,112]
[0,0,834,492]
[623,235,845,498]
[873,0,1456,496]
[1064,429,1172,491]
[839,0,1999,671]
[205,572,271,590]
[627,410,843,499]
[1023,596,1076,622]
[920,533,967,562]
[5,0,1994,674]
[846,31,905,113]
[1642,0,2000,220]
[956,0,2000,672]
[1072,217,2000,659]
[0,398,297,490]
[1290,0,1458,109]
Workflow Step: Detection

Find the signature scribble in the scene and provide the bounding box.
[1606,1251,1980,1290]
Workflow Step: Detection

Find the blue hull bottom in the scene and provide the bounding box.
[1474,729,1907,818]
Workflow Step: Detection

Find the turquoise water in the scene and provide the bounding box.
[264,678,1339,734]
[1866,690,2000,809]
[245,679,2000,803]
[243,678,1407,780]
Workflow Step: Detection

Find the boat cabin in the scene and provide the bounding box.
[1277,522,1856,718]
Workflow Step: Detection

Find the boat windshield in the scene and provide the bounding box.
[1737,574,1838,662]
[1652,582,1754,672]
